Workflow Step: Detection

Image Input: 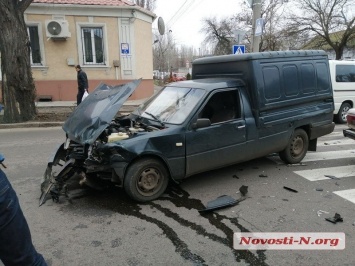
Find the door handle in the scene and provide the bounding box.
[237,125,246,129]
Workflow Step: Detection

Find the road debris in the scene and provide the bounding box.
[325,213,343,224]
[198,195,245,213]
[317,210,329,217]
[325,175,340,180]
[283,186,298,193]
[287,163,307,167]
[232,174,239,179]
[239,185,248,196]
[259,174,268,178]
[315,188,324,191]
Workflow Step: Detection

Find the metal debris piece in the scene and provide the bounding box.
[325,175,340,180]
[239,185,248,196]
[325,213,343,224]
[316,188,324,191]
[198,195,245,213]
[287,163,307,167]
[317,210,329,217]
[283,186,298,193]
[232,174,240,179]
[259,174,268,178]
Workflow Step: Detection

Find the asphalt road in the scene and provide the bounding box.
[0,125,354,266]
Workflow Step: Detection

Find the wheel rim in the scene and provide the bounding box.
[136,167,163,196]
[290,136,304,158]
[341,106,350,121]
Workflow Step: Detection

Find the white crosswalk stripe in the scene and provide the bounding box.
[333,189,355,204]
[294,166,355,181]
[270,150,355,164]
[269,126,355,205]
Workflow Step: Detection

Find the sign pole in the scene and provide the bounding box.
[251,0,262,52]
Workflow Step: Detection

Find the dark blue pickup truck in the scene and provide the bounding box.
[41,50,335,204]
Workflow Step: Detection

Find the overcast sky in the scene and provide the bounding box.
[153,0,244,49]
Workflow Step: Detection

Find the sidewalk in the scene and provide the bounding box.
[0,85,163,129]
[0,98,147,129]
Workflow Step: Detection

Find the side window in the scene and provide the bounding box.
[27,25,42,65]
[336,65,355,82]
[199,90,240,124]
[81,27,105,65]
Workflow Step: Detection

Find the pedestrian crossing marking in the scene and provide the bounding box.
[318,138,355,147]
[294,165,355,181]
[333,189,355,204]
[269,150,355,164]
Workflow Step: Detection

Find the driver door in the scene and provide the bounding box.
[185,89,247,176]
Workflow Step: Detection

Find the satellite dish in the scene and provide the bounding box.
[157,17,165,35]
[47,21,62,36]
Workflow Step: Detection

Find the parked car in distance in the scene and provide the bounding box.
[329,60,355,123]
[171,73,187,82]
[343,108,355,139]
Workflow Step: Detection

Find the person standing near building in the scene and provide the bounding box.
[75,65,89,105]
[0,153,47,266]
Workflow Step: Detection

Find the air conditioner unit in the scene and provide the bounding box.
[45,20,71,39]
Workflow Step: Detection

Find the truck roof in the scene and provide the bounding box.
[193,50,327,65]
[168,78,245,91]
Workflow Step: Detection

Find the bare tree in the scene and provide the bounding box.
[201,17,236,55]
[200,0,289,54]
[134,0,156,11]
[0,0,37,123]
[259,0,287,51]
[288,0,355,59]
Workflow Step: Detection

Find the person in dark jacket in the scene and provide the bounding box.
[0,153,47,266]
[75,65,89,105]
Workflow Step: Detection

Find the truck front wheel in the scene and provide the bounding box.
[279,129,309,164]
[124,158,169,202]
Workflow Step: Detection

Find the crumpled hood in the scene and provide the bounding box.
[62,79,142,145]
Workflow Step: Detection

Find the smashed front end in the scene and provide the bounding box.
[40,79,143,205]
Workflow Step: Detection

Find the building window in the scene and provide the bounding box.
[81,27,105,65]
[27,26,42,65]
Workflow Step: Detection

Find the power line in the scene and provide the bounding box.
[166,0,190,27]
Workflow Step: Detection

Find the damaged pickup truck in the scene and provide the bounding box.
[41,50,335,204]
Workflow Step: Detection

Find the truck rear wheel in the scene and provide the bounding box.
[279,129,309,164]
[124,158,169,202]
[335,103,351,124]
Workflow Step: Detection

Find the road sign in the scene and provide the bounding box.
[233,45,245,54]
[233,30,246,44]
[255,18,264,36]
[121,43,130,54]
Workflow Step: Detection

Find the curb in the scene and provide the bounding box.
[0,121,64,129]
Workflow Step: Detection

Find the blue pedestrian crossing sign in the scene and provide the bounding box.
[233,45,245,54]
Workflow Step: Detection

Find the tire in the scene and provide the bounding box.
[124,158,169,202]
[335,103,351,124]
[279,129,309,164]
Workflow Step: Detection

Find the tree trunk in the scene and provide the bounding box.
[0,1,37,123]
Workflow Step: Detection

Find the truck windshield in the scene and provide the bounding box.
[137,86,205,124]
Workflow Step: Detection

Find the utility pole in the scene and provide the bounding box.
[251,0,262,52]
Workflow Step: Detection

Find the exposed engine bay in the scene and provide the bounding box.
[39,115,165,206]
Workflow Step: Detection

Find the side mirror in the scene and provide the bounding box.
[192,118,211,129]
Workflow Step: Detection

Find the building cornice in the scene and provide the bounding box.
[26,3,156,23]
